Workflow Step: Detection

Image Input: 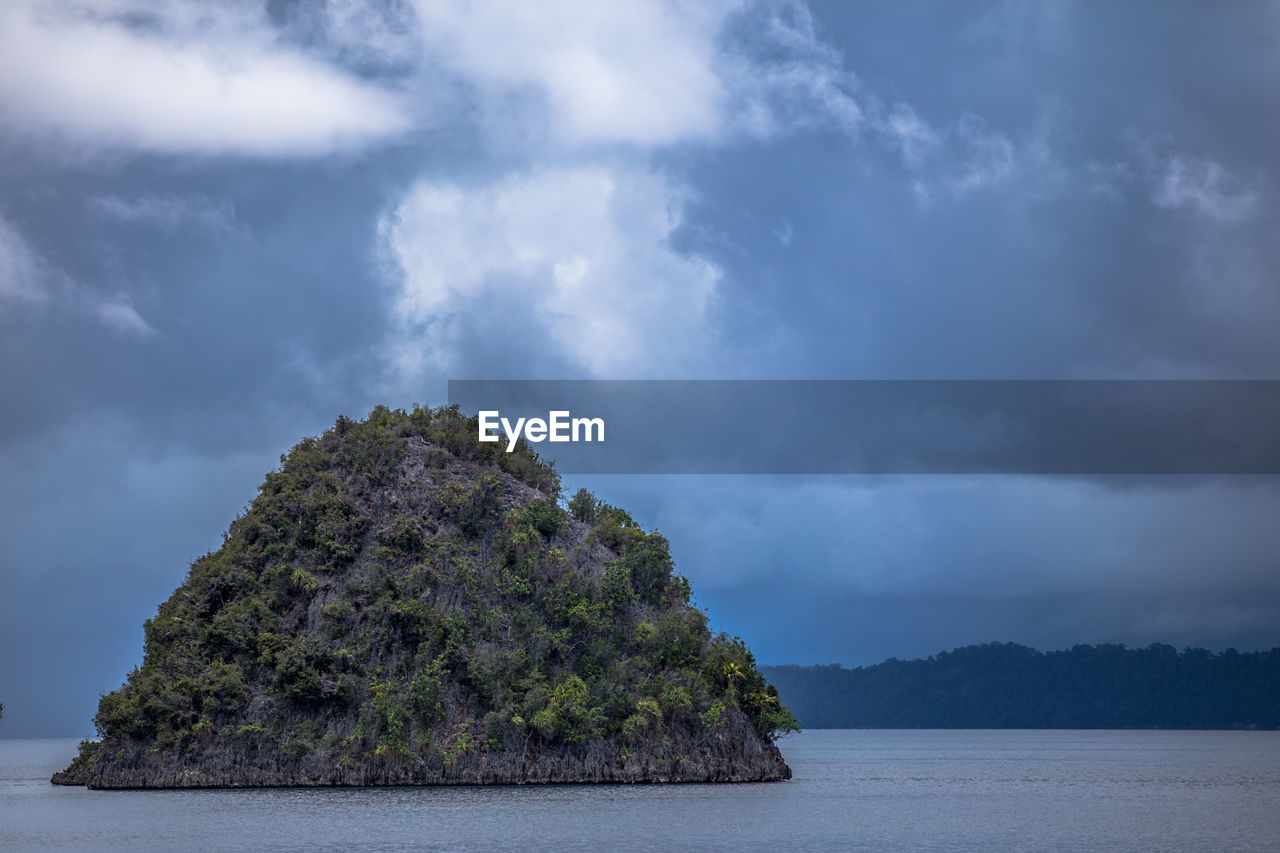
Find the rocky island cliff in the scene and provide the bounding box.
[54,406,795,788]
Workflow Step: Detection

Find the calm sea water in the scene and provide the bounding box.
[2,730,1277,852]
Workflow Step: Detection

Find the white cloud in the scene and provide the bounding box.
[316,0,424,72]
[88,194,237,232]
[1153,156,1258,223]
[882,104,942,167]
[950,114,1016,194]
[0,0,410,156]
[407,0,733,148]
[718,0,864,140]
[90,298,157,337]
[0,0,1040,196]
[0,212,50,307]
[773,221,794,247]
[874,106,1022,205]
[396,0,877,151]
[0,209,156,335]
[379,163,720,376]
[0,0,864,159]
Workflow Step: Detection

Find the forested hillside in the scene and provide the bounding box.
[763,642,1280,729]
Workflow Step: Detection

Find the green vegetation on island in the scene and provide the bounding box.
[764,641,1280,729]
[54,405,794,788]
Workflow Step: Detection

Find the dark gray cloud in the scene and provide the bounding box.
[0,146,438,452]
[679,1,1280,379]
[2,0,1278,736]
[576,474,1280,665]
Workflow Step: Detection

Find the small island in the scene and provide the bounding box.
[54,406,795,789]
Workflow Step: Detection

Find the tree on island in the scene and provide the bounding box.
[568,487,599,523]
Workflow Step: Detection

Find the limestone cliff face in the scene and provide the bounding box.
[51,712,788,788]
[54,406,794,789]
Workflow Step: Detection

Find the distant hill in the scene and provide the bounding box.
[54,406,794,789]
[762,642,1280,730]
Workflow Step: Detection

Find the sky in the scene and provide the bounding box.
[1,0,1279,737]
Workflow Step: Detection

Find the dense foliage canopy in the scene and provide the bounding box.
[63,406,795,783]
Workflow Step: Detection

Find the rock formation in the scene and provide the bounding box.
[54,406,795,788]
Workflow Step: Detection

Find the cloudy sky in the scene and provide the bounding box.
[2,0,1279,737]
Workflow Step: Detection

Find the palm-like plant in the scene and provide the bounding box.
[721,661,744,685]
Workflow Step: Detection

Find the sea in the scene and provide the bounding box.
[2,729,1277,852]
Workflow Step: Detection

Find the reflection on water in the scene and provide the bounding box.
[2,730,1278,852]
